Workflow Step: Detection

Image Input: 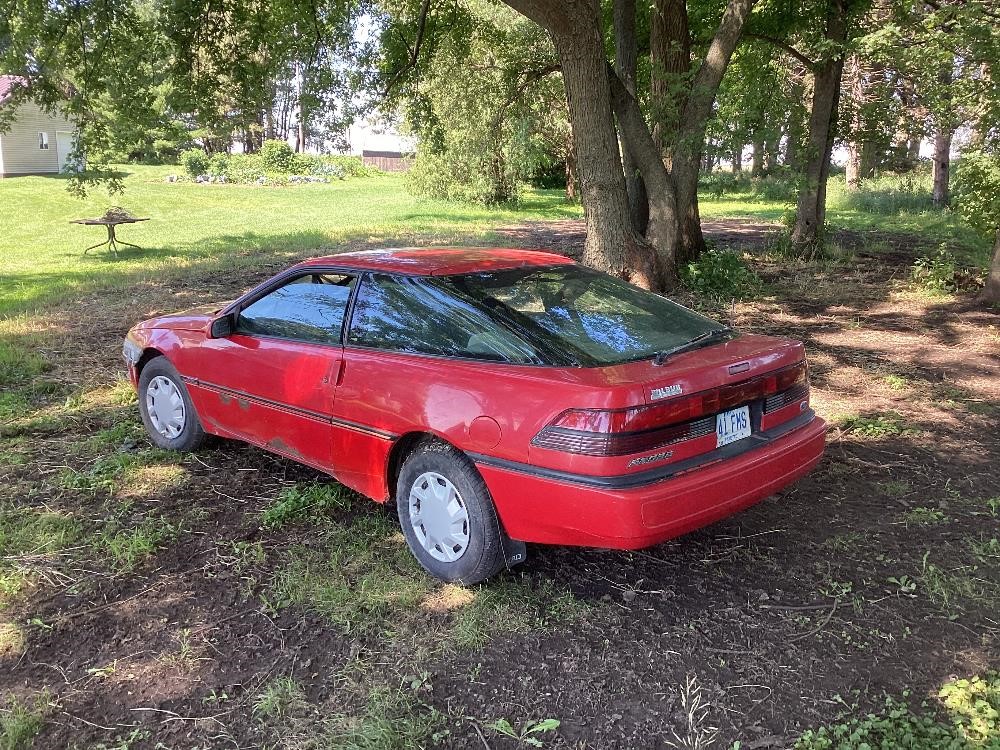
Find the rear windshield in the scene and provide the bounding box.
[443,264,724,366]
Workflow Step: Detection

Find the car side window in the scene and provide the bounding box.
[347,274,539,363]
[237,273,355,345]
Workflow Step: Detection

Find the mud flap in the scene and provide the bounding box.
[499,528,528,569]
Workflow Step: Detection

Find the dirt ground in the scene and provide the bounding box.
[2,218,998,749]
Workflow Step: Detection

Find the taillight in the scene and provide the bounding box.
[532,361,808,457]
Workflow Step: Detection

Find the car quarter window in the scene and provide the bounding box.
[346,274,540,363]
[237,273,355,345]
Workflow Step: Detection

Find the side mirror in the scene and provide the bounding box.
[210,313,235,338]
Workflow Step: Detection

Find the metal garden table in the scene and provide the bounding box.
[71,216,150,256]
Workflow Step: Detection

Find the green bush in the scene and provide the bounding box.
[912,245,960,294]
[259,139,295,172]
[207,152,229,177]
[178,148,208,178]
[224,154,265,183]
[681,248,762,301]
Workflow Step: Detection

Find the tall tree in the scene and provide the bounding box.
[502,0,664,288]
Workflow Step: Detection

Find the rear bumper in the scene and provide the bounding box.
[476,415,826,549]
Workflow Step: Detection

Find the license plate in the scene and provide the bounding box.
[716,406,751,447]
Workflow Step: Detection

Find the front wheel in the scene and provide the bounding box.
[396,441,506,584]
[137,357,207,451]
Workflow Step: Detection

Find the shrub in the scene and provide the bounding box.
[224,154,265,183]
[258,139,295,172]
[681,249,762,301]
[178,148,208,178]
[912,245,960,294]
[207,152,229,177]
[831,168,936,216]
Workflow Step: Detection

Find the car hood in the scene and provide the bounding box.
[135,304,228,332]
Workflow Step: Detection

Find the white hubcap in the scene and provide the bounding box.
[146,376,186,440]
[408,472,471,563]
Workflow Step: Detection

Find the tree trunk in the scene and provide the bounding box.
[649,0,690,151]
[846,144,861,190]
[565,132,578,201]
[733,145,743,172]
[751,136,765,176]
[666,0,756,264]
[983,227,1000,305]
[791,0,847,254]
[932,128,952,208]
[765,131,780,173]
[505,0,662,289]
[932,63,952,208]
[607,65,680,284]
[614,0,648,234]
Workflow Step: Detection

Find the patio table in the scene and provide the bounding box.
[71,216,150,256]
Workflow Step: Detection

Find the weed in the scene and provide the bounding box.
[796,672,1000,748]
[681,249,763,301]
[261,482,353,528]
[488,717,561,747]
[665,674,718,750]
[880,480,911,497]
[919,551,1000,613]
[91,728,151,750]
[0,693,46,750]
[970,536,1000,565]
[254,677,308,720]
[910,245,983,295]
[903,507,946,526]
[838,412,913,439]
[821,532,867,555]
[881,374,909,391]
[99,515,179,572]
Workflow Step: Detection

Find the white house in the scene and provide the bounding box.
[0,76,77,177]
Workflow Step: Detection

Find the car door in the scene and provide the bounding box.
[193,271,355,471]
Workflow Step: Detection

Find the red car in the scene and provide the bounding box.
[124,248,825,583]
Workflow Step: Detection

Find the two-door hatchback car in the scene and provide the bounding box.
[125,247,826,583]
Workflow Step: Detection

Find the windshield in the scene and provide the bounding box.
[443,264,726,366]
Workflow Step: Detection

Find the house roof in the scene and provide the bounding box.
[295,247,574,276]
[0,75,26,105]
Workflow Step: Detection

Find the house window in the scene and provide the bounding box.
[39,132,50,150]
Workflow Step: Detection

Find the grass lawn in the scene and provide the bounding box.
[0,166,581,317]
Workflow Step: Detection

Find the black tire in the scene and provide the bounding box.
[137,357,207,451]
[395,440,506,585]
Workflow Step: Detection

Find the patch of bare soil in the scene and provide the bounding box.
[2,219,998,749]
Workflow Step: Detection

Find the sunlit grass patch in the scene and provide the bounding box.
[264,512,588,647]
[261,482,355,529]
[59,448,179,498]
[98,515,181,572]
[0,620,25,658]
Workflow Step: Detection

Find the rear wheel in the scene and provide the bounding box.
[138,357,207,451]
[396,440,505,584]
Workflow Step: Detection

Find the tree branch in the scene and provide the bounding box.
[744,32,819,72]
[379,0,433,97]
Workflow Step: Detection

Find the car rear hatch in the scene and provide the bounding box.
[528,333,814,476]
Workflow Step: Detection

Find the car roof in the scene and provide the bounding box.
[294,247,575,276]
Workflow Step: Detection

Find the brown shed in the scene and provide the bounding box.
[362,149,412,173]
